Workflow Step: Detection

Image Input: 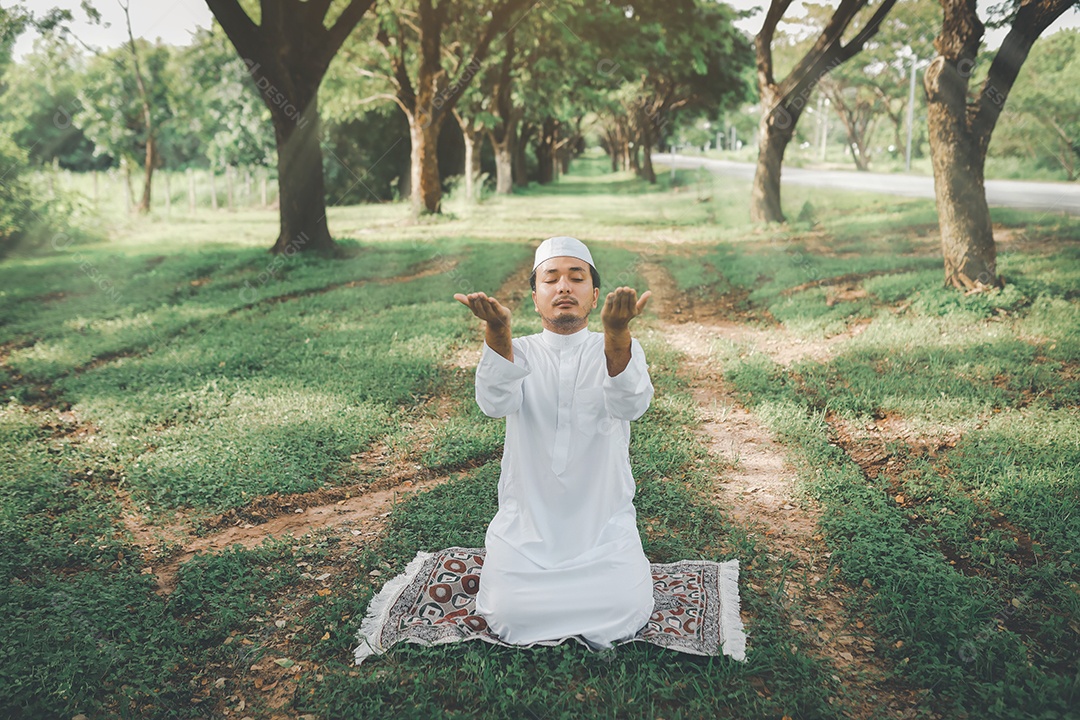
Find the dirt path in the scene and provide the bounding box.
[139,471,448,595]
[638,259,927,719]
[124,258,539,596]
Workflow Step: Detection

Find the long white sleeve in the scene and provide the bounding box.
[601,337,653,421]
[475,340,530,418]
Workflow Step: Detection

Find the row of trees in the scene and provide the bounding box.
[751,0,1078,291]
[3,0,1077,292]
[2,0,751,253]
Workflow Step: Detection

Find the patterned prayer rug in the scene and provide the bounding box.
[354,547,746,664]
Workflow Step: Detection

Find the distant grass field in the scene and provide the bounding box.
[1,156,1078,718]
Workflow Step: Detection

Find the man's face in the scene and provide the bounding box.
[532,256,600,334]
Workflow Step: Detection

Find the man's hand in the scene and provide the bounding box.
[454,292,513,361]
[454,292,512,327]
[601,287,650,377]
[601,287,651,331]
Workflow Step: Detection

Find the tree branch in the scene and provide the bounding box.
[355,92,410,116]
[377,20,416,107]
[779,0,897,109]
[323,0,378,69]
[839,0,900,62]
[971,0,1076,151]
[756,0,795,89]
[435,0,533,116]
[204,0,261,63]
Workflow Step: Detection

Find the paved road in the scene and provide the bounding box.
[654,154,1080,216]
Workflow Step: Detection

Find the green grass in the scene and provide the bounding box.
[2,155,1078,718]
[702,204,1080,717]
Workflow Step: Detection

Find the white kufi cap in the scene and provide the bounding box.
[532,236,596,273]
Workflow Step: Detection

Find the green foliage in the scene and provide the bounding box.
[167,24,276,170]
[0,32,103,170]
[989,29,1080,180]
[75,40,174,166]
[0,132,100,257]
[321,107,412,205]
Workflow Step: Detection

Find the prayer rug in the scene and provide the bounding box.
[354,547,746,664]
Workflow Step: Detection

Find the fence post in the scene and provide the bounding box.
[226,164,234,211]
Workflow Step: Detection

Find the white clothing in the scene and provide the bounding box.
[473,326,655,648]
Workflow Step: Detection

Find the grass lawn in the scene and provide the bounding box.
[1,157,1078,719]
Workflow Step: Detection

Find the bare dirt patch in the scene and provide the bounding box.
[642,253,870,367]
[146,473,448,595]
[639,259,930,719]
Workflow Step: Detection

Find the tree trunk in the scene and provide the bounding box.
[488,28,517,195]
[924,42,999,289]
[490,131,513,194]
[515,121,533,187]
[139,134,155,212]
[750,99,798,222]
[926,102,998,288]
[607,130,620,172]
[207,0,379,256]
[923,1,993,289]
[272,95,333,255]
[628,139,640,174]
[463,128,481,201]
[640,119,657,184]
[458,114,481,202]
[410,113,445,214]
[535,117,556,185]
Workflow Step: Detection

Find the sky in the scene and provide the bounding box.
[11,0,1080,61]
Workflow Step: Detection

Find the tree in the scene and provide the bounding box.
[118,0,158,213]
[485,29,521,194]
[365,0,532,215]
[204,0,376,255]
[168,25,276,172]
[0,33,101,170]
[989,29,1080,180]
[752,0,898,222]
[925,0,1078,290]
[626,0,751,183]
[76,40,173,209]
[792,0,937,171]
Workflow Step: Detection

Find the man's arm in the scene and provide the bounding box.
[454,291,513,361]
[600,287,651,376]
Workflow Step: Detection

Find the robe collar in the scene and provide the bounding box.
[541,326,591,350]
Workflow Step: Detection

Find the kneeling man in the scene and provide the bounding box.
[453,236,655,648]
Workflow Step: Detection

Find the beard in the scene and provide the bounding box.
[549,312,587,332]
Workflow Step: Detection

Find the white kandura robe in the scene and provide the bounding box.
[473,326,655,648]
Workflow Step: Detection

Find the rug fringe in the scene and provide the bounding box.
[718,559,747,662]
[354,550,433,665]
